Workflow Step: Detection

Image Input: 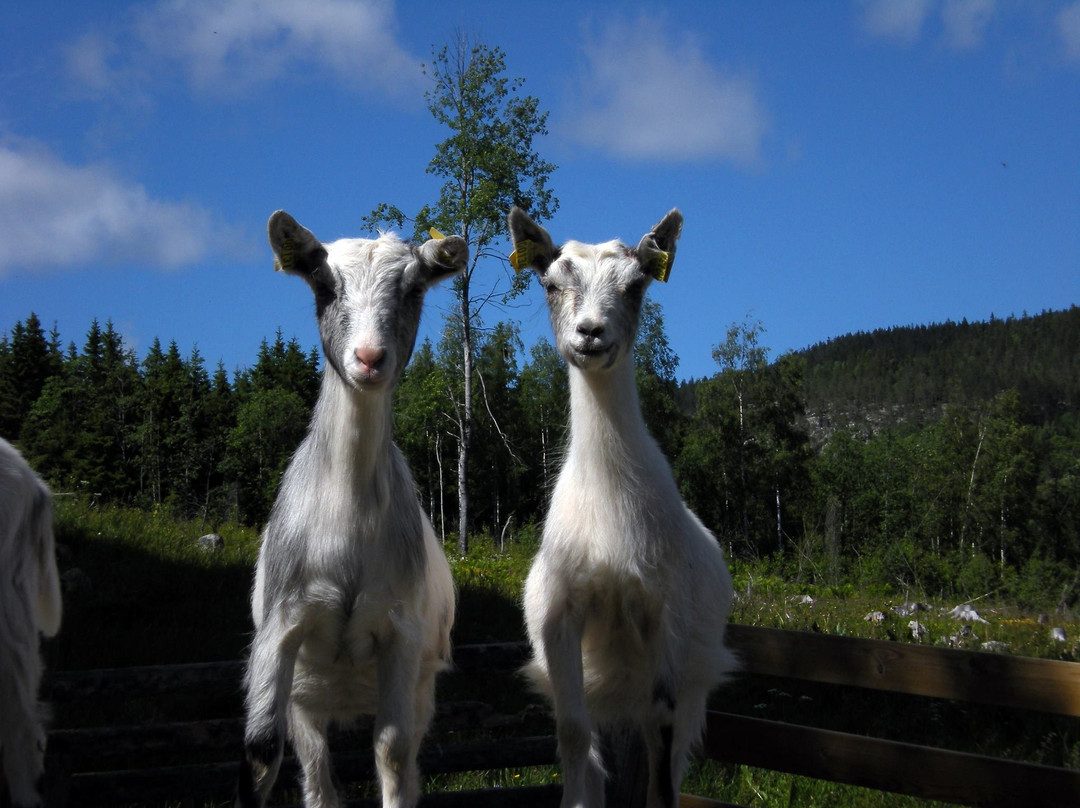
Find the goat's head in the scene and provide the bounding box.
[268,210,467,391]
[507,207,682,372]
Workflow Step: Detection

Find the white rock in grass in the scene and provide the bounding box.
[944,603,989,624]
[893,602,929,617]
[1051,627,1067,642]
[196,533,224,552]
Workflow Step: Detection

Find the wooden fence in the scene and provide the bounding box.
[40,625,1080,807]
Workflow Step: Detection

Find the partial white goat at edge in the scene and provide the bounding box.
[237,211,465,808]
[509,206,736,808]
[0,437,62,808]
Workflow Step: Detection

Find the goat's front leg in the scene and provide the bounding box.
[542,609,604,808]
[374,626,422,808]
[643,684,706,808]
[289,703,337,808]
[237,612,302,808]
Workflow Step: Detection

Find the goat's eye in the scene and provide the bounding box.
[624,278,647,298]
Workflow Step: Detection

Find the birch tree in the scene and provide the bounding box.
[364,37,557,553]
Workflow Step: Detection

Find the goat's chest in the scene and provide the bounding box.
[299,576,404,658]
[293,515,426,662]
[542,465,689,644]
[547,467,674,564]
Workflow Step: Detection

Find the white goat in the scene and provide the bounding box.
[0,438,62,808]
[508,207,736,808]
[237,212,465,808]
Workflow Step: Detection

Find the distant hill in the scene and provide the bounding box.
[797,306,1080,428]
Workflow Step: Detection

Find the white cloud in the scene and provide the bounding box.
[942,0,996,50]
[564,15,769,166]
[1060,1,1080,61]
[65,0,424,100]
[0,140,237,275]
[65,32,121,95]
[860,0,935,42]
[859,0,997,49]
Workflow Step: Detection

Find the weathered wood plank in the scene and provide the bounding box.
[45,659,243,702]
[44,642,534,702]
[678,796,748,808]
[48,717,241,768]
[61,736,560,804]
[48,701,509,770]
[416,785,561,807]
[315,785,563,808]
[702,710,1080,808]
[449,641,531,674]
[726,624,1080,716]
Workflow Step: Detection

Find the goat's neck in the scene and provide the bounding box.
[310,371,393,480]
[567,358,652,465]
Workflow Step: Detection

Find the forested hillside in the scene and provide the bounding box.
[800,306,1080,425]
[3,306,1079,610]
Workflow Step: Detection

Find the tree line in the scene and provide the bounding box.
[4,306,1079,609]
[0,313,320,527]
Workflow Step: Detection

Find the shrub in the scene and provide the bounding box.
[1013,557,1075,612]
[958,552,999,598]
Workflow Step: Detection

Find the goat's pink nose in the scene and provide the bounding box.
[354,346,386,370]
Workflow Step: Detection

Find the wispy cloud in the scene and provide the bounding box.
[858,0,997,50]
[64,0,424,101]
[0,140,241,276]
[562,14,769,167]
[860,0,936,42]
[941,0,996,50]
[1060,1,1080,61]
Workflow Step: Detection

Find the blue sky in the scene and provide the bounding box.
[2,0,1078,382]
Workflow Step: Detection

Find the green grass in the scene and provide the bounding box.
[684,761,957,808]
[446,539,534,644]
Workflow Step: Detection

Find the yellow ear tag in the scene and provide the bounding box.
[428,227,446,240]
[652,250,671,283]
[277,237,295,272]
[509,239,535,273]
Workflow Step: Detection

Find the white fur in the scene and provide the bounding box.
[0,438,62,808]
[238,212,465,808]
[509,208,736,808]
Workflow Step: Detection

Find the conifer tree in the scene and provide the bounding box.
[0,313,61,440]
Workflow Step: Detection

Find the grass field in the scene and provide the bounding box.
[46,498,1080,806]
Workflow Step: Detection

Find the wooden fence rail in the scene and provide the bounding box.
[727,624,1080,716]
[39,627,1080,807]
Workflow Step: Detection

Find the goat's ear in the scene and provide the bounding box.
[415,233,468,287]
[268,211,328,278]
[507,206,557,274]
[635,208,683,283]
